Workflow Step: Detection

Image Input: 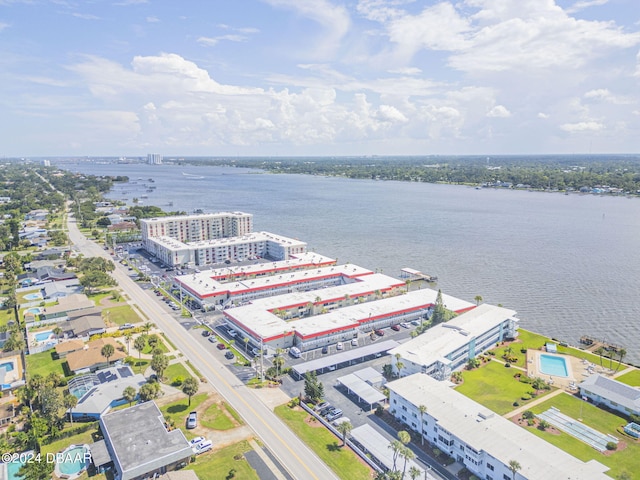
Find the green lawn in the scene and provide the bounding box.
[25,350,70,378]
[614,369,640,387]
[102,304,141,325]
[456,360,554,415]
[201,403,235,431]
[526,392,639,478]
[125,356,149,373]
[87,291,119,306]
[275,405,373,480]
[41,423,99,456]
[164,362,192,385]
[186,440,259,480]
[141,337,169,354]
[158,393,208,435]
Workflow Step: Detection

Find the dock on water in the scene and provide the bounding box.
[400,267,438,283]
[579,335,624,354]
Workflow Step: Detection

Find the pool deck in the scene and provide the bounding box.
[526,350,597,390]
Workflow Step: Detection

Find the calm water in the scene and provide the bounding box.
[64,162,640,365]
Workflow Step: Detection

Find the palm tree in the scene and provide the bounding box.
[124,331,133,354]
[272,355,285,378]
[142,322,153,334]
[336,420,353,447]
[408,466,422,480]
[122,386,137,406]
[418,405,427,445]
[388,439,403,472]
[63,393,78,426]
[615,348,627,373]
[101,343,115,366]
[134,335,147,371]
[400,446,415,479]
[595,346,605,367]
[243,337,249,353]
[52,326,63,342]
[474,295,483,306]
[508,459,522,480]
[394,353,404,378]
[181,377,199,406]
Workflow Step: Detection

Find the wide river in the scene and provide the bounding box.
[64,162,640,365]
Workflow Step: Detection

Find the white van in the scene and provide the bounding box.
[194,440,213,454]
[289,346,301,358]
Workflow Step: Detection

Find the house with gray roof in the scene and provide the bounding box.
[100,401,193,480]
[580,374,640,417]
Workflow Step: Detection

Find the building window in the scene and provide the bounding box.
[487,463,494,471]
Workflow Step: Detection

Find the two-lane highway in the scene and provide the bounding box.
[66,212,339,480]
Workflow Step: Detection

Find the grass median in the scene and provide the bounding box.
[275,404,372,480]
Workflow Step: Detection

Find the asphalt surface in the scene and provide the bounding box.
[66,211,339,480]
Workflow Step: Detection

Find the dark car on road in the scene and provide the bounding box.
[202,330,211,337]
[390,325,401,331]
[225,350,234,360]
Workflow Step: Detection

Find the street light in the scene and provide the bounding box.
[424,465,431,480]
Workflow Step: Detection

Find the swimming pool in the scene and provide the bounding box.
[26,307,42,314]
[34,331,53,342]
[23,293,42,300]
[5,458,26,480]
[54,445,91,478]
[540,354,569,377]
[0,362,14,372]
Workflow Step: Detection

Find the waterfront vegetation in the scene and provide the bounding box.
[525,393,639,478]
[275,405,373,480]
[456,360,551,414]
[185,155,640,193]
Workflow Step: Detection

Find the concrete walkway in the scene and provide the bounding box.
[506,388,567,418]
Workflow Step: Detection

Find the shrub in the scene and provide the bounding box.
[375,405,384,416]
[522,410,535,420]
[504,362,511,368]
[527,419,535,426]
[606,441,617,451]
[513,401,520,407]
[521,395,531,401]
[172,376,184,387]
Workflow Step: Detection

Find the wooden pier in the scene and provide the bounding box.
[579,335,624,354]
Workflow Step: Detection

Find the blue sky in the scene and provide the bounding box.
[1,0,639,157]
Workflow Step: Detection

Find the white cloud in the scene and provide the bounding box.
[71,12,100,20]
[567,0,609,14]
[146,16,160,23]
[560,121,605,132]
[377,104,408,122]
[584,88,611,100]
[197,34,249,47]
[262,0,351,59]
[0,22,10,32]
[538,112,549,119]
[487,105,511,118]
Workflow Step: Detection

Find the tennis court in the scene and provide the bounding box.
[536,406,618,452]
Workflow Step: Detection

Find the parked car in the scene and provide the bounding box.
[391,325,401,331]
[193,440,213,454]
[225,350,234,360]
[228,329,237,338]
[186,411,197,429]
[314,402,329,411]
[289,346,301,358]
[411,320,420,326]
[216,342,226,349]
[189,436,205,446]
[201,330,211,337]
[319,406,334,417]
[326,409,343,422]
[400,322,410,328]
[375,329,385,336]
[351,338,358,346]
[119,323,134,330]
[322,345,329,354]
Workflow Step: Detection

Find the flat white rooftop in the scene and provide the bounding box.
[226,286,474,341]
[389,303,516,367]
[178,261,373,300]
[142,211,250,224]
[387,374,611,480]
[148,230,305,253]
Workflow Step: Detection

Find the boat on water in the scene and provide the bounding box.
[183,172,205,179]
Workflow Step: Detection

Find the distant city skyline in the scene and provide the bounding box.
[1,0,639,157]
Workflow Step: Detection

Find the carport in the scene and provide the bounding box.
[351,424,425,475]
[292,340,399,380]
[336,373,386,411]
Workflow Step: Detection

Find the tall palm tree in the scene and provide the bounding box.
[474,295,483,306]
[336,420,353,447]
[52,326,63,342]
[63,393,78,426]
[124,331,133,354]
[101,343,115,366]
[508,459,521,480]
[142,322,153,334]
[594,346,605,367]
[400,446,416,479]
[418,405,427,445]
[388,439,403,471]
[615,348,627,373]
[408,466,422,480]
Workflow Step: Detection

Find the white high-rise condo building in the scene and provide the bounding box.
[147,153,163,165]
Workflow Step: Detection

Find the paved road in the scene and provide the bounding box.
[66,211,339,480]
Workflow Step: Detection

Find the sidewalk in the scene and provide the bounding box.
[506,388,567,418]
